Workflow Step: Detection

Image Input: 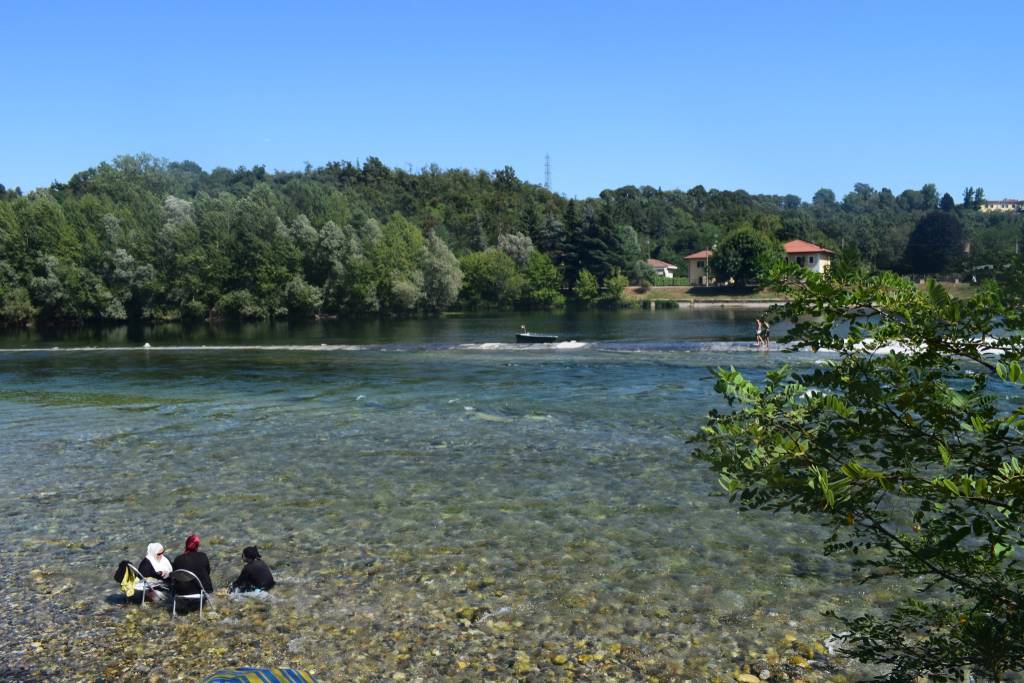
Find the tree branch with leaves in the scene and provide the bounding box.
[693,259,1024,681]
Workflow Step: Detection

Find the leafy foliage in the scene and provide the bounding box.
[903,211,967,274]
[710,227,781,285]
[1,154,1021,325]
[693,261,1024,680]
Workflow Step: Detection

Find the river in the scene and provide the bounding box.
[0,309,886,681]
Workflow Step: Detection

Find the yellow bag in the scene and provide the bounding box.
[120,566,136,597]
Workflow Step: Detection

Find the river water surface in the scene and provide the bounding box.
[0,310,888,681]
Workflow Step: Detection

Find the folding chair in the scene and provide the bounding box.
[170,568,210,619]
[119,561,159,607]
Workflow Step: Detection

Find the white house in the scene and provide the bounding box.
[646,258,678,278]
[683,250,713,286]
[980,199,1022,213]
[783,240,834,273]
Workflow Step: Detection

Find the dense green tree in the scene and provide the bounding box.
[600,270,629,305]
[751,213,782,235]
[366,214,427,314]
[1,153,1022,325]
[710,227,781,285]
[940,192,956,212]
[214,289,266,320]
[963,187,975,208]
[921,183,939,211]
[458,248,523,308]
[812,188,836,209]
[904,211,967,274]
[497,231,534,267]
[283,276,323,317]
[694,262,1024,680]
[421,232,462,312]
[574,206,628,282]
[519,250,564,308]
[572,268,600,304]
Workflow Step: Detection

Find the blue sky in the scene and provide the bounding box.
[1,1,1022,201]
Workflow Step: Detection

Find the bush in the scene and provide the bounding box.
[573,269,600,305]
[283,276,323,318]
[214,290,266,320]
[181,299,209,322]
[0,286,36,326]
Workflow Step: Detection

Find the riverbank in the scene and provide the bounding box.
[625,279,976,306]
[624,285,785,307]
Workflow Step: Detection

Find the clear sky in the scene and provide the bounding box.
[1,1,1022,202]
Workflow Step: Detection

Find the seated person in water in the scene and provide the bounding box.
[230,545,275,593]
[137,542,173,602]
[139,542,172,580]
[172,534,214,602]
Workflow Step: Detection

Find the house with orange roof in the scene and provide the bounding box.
[646,258,678,279]
[783,239,834,273]
[683,250,713,285]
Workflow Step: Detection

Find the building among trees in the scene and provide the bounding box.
[645,258,678,278]
[980,198,1022,212]
[782,239,834,273]
[683,250,713,285]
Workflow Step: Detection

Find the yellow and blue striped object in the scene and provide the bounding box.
[202,667,318,683]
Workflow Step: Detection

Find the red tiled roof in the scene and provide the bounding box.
[646,258,678,269]
[783,239,834,255]
[683,250,712,260]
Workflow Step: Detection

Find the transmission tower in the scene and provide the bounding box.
[544,154,551,191]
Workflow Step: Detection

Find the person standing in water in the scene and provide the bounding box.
[754,317,764,350]
[761,318,771,351]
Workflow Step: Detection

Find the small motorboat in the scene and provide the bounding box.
[516,332,559,344]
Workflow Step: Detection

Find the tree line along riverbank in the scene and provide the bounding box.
[1,154,1017,327]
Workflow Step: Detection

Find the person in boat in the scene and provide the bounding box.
[172,534,214,609]
[520,325,527,332]
[137,541,172,602]
[229,545,275,593]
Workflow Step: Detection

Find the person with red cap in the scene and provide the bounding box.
[171,534,214,611]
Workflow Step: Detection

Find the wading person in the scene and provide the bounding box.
[229,545,275,594]
[754,317,764,349]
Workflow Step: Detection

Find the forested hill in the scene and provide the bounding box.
[0,154,1021,325]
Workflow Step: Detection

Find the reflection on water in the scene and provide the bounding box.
[0,312,885,681]
[0,307,779,349]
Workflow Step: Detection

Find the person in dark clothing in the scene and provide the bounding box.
[172,534,214,608]
[230,546,275,593]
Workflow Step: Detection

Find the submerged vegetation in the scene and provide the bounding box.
[1,155,1021,326]
[695,260,1024,680]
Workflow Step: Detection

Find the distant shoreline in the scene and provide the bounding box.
[680,299,783,307]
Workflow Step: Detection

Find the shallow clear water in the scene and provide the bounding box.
[0,310,887,681]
